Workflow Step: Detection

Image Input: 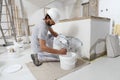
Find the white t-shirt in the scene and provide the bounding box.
[31,20,50,53]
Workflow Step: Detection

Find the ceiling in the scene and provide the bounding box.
[25,0,79,8]
[21,0,83,17]
[25,0,58,8]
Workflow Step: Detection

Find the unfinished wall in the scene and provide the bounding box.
[47,0,83,19]
[82,0,89,3]
[14,0,120,25]
[28,9,45,25]
[27,0,65,25]
[26,0,83,25]
[46,0,65,20]
[64,0,82,19]
[14,0,120,35]
[15,0,39,17]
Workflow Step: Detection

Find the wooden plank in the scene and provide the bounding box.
[5,0,17,41]
[0,0,7,45]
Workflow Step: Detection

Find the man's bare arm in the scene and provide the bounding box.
[48,28,58,37]
[39,39,67,55]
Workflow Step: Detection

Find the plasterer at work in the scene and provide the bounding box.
[31,8,67,66]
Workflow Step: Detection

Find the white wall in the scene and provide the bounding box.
[99,0,120,33]
[28,9,45,25]
[99,0,120,24]
[53,20,91,58]
[53,18,110,59]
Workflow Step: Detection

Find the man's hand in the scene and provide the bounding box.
[59,48,67,55]
[53,31,58,37]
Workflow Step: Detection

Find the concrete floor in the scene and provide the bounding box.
[0,46,120,80]
[0,47,36,80]
[59,56,120,80]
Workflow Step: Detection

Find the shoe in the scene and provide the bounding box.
[31,54,43,66]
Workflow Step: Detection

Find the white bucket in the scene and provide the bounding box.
[59,52,77,70]
[60,61,76,70]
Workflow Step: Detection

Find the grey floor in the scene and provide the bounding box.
[59,56,120,80]
[0,46,120,80]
